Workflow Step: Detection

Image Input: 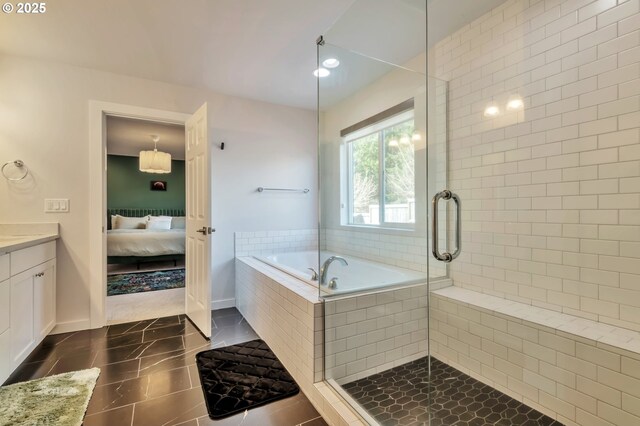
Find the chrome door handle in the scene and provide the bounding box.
[432,190,462,263]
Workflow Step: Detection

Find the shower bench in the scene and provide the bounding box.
[431,286,640,426]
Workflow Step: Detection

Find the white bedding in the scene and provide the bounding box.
[107,229,185,257]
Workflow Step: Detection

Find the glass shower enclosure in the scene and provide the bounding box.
[316,1,453,421]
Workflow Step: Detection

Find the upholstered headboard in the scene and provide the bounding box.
[107,208,185,230]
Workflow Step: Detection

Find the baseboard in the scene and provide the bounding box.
[212,298,235,310]
[51,319,92,335]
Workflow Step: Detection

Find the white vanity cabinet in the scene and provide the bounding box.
[0,240,56,384]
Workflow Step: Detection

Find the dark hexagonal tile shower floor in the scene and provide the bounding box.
[342,358,563,426]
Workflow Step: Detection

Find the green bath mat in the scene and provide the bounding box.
[0,368,100,426]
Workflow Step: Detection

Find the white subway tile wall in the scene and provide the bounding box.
[434,0,640,331]
[431,287,640,425]
[324,229,429,273]
[234,229,318,257]
[324,284,430,385]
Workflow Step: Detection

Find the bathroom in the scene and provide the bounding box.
[0,0,639,424]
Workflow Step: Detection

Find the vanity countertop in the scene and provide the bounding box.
[0,223,59,254]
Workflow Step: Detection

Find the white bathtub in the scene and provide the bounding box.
[255,250,427,294]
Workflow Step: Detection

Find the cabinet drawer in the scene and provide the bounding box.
[10,241,56,276]
[0,254,8,282]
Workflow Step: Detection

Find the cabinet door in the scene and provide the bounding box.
[0,278,9,335]
[34,260,56,340]
[0,279,10,384]
[0,329,11,384]
[10,270,34,366]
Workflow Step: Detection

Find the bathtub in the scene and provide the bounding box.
[255,250,427,295]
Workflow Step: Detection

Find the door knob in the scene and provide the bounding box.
[196,226,215,235]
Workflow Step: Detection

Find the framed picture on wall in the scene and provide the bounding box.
[150,181,167,191]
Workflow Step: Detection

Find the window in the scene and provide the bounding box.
[345,109,416,228]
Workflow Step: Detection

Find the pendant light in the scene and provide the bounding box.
[139,135,171,174]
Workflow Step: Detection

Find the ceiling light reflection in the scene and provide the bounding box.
[313,68,330,78]
[322,58,340,68]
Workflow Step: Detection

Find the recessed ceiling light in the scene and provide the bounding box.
[322,58,340,68]
[412,132,422,141]
[313,68,330,78]
[388,139,399,147]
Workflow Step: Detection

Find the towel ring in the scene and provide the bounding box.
[1,160,29,181]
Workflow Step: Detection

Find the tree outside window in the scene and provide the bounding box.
[347,114,415,227]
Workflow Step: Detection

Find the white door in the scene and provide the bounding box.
[185,103,212,338]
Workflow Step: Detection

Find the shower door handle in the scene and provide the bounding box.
[432,190,462,263]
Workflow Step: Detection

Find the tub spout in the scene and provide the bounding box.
[320,255,348,286]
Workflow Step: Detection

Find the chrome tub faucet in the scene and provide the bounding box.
[319,255,348,286]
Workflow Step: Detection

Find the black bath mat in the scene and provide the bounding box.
[195,339,300,419]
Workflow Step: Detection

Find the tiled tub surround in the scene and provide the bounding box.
[235,229,318,257]
[323,228,447,279]
[431,286,640,425]
[235,257,365,425]
[433,0,640,331]
[324,284,430,385]
[235,228,447,280]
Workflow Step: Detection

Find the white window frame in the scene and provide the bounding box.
[343,110,415,230]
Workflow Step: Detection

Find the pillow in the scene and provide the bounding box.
[113,215,148,230]
[171,216,186,229]
[147,216,172,230]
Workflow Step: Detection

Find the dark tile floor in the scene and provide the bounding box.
[5,308,326,426]
[342,357,564,426]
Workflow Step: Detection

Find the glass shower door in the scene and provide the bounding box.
[317,38,439,425]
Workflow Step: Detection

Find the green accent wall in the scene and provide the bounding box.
[107,155,185,210]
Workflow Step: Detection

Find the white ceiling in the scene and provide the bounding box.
[428,0,507,45]
[0,0,505,110]
[106,116,185,160]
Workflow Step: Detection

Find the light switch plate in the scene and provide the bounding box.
[44,199,70,213]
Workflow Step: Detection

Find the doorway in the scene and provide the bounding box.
[88,101,213,338]
[104,116,186,324]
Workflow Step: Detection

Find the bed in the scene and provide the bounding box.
[107,208,185,267]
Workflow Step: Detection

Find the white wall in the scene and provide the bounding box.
[0,54,317,329]
[433,0,640,330]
